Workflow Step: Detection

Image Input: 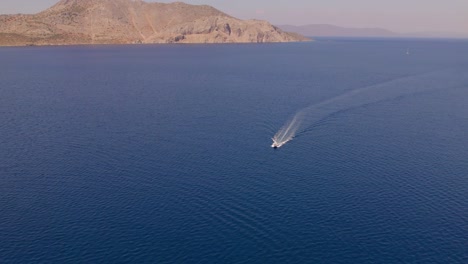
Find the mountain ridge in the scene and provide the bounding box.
[0,0,309,46]
[277,24,398,37]
[277,24,468,39]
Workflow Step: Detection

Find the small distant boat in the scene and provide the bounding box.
[271,139,281,149]
[406,48,410,55]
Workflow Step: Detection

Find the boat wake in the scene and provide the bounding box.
[271,114,303,148]
[271,69,468,148]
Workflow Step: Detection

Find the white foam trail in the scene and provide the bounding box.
[272,113,303,148]
[271,69,468,148]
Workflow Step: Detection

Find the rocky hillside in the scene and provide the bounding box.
[0,0,309,46]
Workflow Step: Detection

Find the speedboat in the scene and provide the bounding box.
[271,140,280,149]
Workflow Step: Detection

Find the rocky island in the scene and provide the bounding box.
[0,0,309,46]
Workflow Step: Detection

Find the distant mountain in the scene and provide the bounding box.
[277,24,398,37]
[0,0,309,46]
[278,24,468,39]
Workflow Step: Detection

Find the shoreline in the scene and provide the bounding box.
[0,40,312,48]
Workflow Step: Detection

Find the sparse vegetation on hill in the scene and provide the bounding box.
[0,0,309,46]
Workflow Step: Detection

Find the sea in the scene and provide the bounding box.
[1,38,467,263]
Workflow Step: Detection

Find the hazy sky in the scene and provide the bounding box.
[1,0,467,34]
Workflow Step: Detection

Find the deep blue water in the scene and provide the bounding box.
[1,39,467,263]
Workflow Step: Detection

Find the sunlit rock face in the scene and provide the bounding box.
[0,0,310,46]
